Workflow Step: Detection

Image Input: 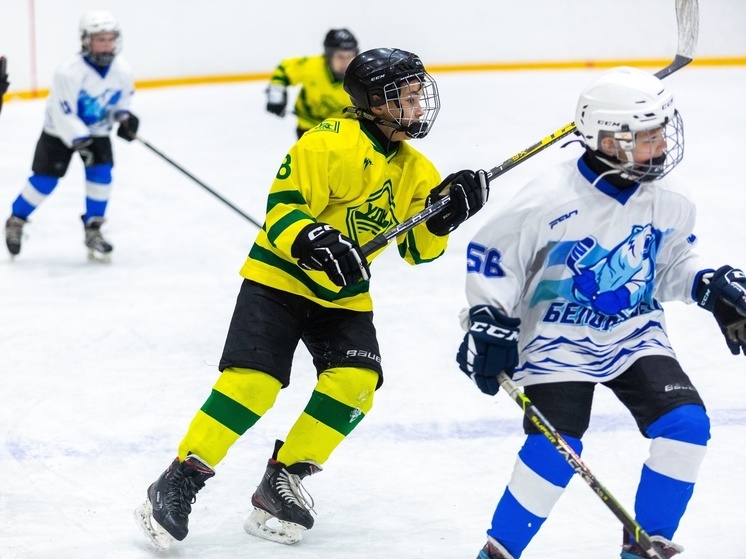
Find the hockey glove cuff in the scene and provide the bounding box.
[266,85,288,117]
[425,169,489,236]
[456,305,520,395]
[696,265,746,356]
[116,111,139,142]
[291,222,371,287]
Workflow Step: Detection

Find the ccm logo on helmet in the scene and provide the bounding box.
[597,120,622,127]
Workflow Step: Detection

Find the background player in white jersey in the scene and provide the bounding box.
[135,47,489,551]
[456,67,746,559]
[265,28,359,138]
[4,10,139,262]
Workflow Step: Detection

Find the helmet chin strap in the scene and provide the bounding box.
[342,106,408,135]
[593,150,667,182]
[343,105,430,139]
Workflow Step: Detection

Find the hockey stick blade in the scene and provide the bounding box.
[497,372,668,559]
[360,0,699,258]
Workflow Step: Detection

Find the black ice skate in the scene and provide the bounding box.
[477,537,515,559]
[82,215,113,262]
[244,445,321,545]
[620,530,684,559]
[134,455,215,550]
[5,215,26,257]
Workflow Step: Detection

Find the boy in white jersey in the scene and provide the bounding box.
[456,67,746,559]
[135,47,489,550]
[4,10,139,262]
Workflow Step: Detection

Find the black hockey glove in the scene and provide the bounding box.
[425,169,489,236]
[291,222,371,287]
[116,111,140,141]
[456,305,520,395]
[266,85,287,117]
[696,265,746,356]
[72,136,94,167]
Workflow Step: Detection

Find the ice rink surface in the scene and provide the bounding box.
[1,67,744,558]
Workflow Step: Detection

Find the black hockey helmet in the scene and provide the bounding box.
[323,28,358,52]
[343,48,440,139]
[344,48,425,111]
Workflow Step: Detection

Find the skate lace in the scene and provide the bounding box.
[85,229,103,242]
[276,469,315,513]
[166,469,203,514]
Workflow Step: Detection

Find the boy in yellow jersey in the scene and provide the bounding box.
[135,47,489,550]
[266,29,359,138]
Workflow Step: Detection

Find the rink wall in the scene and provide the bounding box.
[1,0,745,98]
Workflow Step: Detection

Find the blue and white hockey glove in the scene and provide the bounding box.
[696,265,746,356]
[456,305,520,395]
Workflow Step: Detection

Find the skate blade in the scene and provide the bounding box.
[87,249,111,263]
[134,499,174,551]
[244,507,306,545]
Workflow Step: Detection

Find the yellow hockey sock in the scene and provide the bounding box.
[278,367,377,466]
[178,367,282,465]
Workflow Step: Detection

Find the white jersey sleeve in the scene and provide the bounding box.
[464,156,704,386]
[43,54,135,147]
[649,181,704,303]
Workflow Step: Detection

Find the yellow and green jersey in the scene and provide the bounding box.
[269,54,355,132]
[241,118,448,312]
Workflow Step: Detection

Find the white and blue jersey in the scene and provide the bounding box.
[464,155,707,386]
[43,52,134,147]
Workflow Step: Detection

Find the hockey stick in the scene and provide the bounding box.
[360,0,698,258]
[497,372,666,559]
[135,136,263,228]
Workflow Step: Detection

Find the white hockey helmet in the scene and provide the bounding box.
[575,66,683,181]
[80,10,121,66]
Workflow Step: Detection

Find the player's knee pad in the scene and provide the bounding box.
[28,174,59,195]
[645,404,710,446]
[315,367,377,414]
[85,163,112,184]
[645,405,709,483]
[519,433,582,488]
[212,367,282,416]
[278,368,378,466]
